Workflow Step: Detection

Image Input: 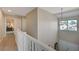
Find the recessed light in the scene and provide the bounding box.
[8,10,12,12]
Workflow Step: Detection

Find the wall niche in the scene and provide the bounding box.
[6,16,14,33]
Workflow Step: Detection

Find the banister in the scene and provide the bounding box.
[14,29,55,51]
[23,33,55,51]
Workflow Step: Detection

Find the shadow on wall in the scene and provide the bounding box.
[58,40,79,51]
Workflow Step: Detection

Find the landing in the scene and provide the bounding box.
[0,33,17,51]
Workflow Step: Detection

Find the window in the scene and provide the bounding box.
[59,20,77,31]
[68,20,77,31]
[60,21,67,30]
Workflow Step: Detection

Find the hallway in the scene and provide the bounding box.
[0,33,17,51]
[0,7,79,51]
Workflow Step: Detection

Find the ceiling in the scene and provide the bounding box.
[40,7,79,17]
[1,7,79,16]
[40,7,79,14]
[1,7,35,16]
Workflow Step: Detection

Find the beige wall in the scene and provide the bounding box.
[5,15,27,33]
[38,8,58,47]
[26,8,38,39]
[13,16,22,30]
[21,16,27,32]
[0,10,5,37]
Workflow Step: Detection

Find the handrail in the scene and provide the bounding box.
[24,33,55,51]
[14,29,55,51]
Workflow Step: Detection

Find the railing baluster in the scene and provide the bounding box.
[31,41,32,51]
[14,29,55,51]
[33,43,35,51]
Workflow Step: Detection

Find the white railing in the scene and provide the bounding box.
[14,29,55,51]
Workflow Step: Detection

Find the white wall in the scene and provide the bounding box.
[58,39,79,51]
[38,8,58,48]
[58,16,79,44]
[26,8,58,48]
[58,16,79,50]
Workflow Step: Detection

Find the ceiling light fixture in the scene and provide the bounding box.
[61,8,63,20]
[8,10,12,12]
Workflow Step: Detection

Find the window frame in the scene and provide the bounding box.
[59,19,78,31]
